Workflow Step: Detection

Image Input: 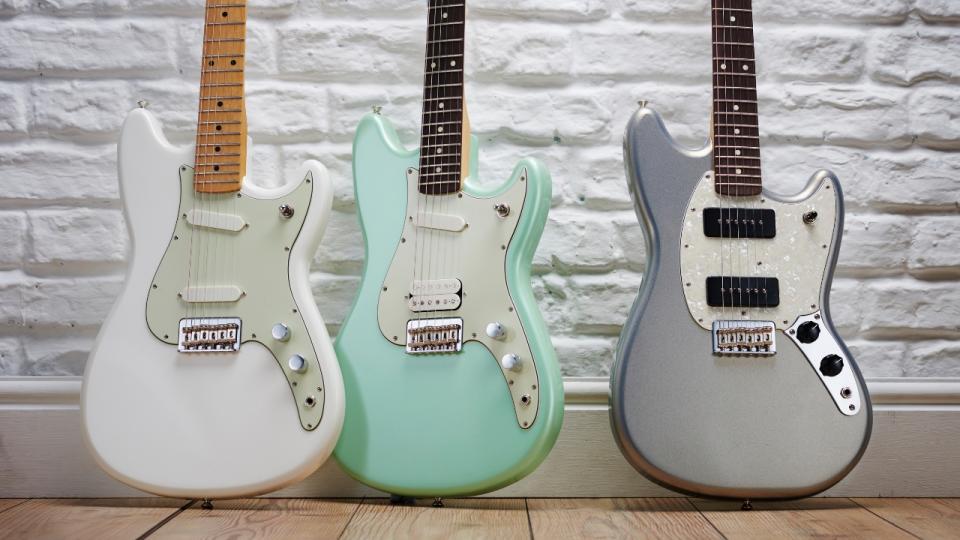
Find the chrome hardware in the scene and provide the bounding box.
[406,318,463,354]
[271,323,290,342]
[711,320,776,356]
[520,394,532,406]
[137,100,149,109]
[372,105,383,115]
[501,353,521,372]
[178,318,241,353]
[787,311,862,416]
[638,99,648,108]
[304,395,317,408]
[486,322,506,340]
[803,211,818,224]
[279,204,295,218]
[494,203,511,218]
[288,354,307,373]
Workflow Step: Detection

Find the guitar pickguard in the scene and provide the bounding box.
[145,167,326,430]
[377,167,541,429]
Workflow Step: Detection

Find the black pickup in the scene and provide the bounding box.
[703,208,776,239]
[706,276,780,308]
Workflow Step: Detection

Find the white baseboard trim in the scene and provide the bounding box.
[2,377,959,498]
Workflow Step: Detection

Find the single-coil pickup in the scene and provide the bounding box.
[703,208,776,239]
[406,318,463,354]
[706,276,780,308]
[712,320,777,355]
[178,317,241,353]
[408,279,463,313]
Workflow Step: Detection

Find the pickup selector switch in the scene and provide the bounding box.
[819,354,844,377]
[272,323,291,342]
[486,322,506,340]
[288,354,307,374]
[501,353,521,372]
[796,321,820,344]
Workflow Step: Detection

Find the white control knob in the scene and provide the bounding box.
[272,323,291,342]
[288,354,307,374]
[485,322,506,340]
[501,353,521,372]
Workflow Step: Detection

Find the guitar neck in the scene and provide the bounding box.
[418,0,468,196]
[712,0,761,197]
[193,0,248,194]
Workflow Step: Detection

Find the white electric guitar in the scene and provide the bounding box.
[81,0,344,499]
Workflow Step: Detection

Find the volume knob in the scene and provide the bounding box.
[486,322,506,339]
[796,321,820,344]
[272,323,291,342]
[501,353,521,372]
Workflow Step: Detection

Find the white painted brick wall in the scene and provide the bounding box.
[0,0,957,378]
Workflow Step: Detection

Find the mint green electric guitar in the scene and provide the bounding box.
[334,0,564,498]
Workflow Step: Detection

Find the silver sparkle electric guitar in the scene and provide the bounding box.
[609,0,872,500]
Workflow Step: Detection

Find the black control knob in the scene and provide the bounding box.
[819,355,844,377]
[796,321,821,344]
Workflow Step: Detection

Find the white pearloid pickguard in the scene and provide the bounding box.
[680,171,839,330]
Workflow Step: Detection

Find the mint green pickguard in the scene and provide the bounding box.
[334,113,564,497]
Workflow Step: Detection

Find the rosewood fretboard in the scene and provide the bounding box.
[193,0,248,194]
[418,0,467,196]
[712,0,761,197]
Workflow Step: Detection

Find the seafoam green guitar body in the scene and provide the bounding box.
[334,113,564,497]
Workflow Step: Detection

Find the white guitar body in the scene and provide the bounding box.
[81,108,345,499]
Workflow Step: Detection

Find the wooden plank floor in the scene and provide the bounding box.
[0,498,957,539]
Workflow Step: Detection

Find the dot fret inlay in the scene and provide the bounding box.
[712,0,761,197]
[194,0,247,194]
[418,0,466,196]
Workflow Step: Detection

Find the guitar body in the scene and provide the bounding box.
[333,113,563,497]
[610,107,872,499]
[82,108,345,498]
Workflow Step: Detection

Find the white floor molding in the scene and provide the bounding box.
[1,377,958,497]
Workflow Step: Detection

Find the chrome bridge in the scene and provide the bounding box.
[406,317,463,354]
[712,320,776,356]
[178,317,241,353]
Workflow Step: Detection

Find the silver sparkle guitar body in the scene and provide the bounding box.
[609,107,872,499]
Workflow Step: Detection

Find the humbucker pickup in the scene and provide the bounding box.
[703,208,776,239]
[706,276,780,308]
[178,317,241,353]
[712,320,776,355]
[406,318,463,354]
[408,279,463,313]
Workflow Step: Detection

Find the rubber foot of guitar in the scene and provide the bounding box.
[390,494,416,506]
[201,499,214,510]
[741,500,753,511]
[432,497,444,508]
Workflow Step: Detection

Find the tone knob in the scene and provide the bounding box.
[288,354,307,374]
[819,354,844,377]
[272,323,291,342]
[485,322,506,339]
[796,321,820,344]
[501,353,521,372]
